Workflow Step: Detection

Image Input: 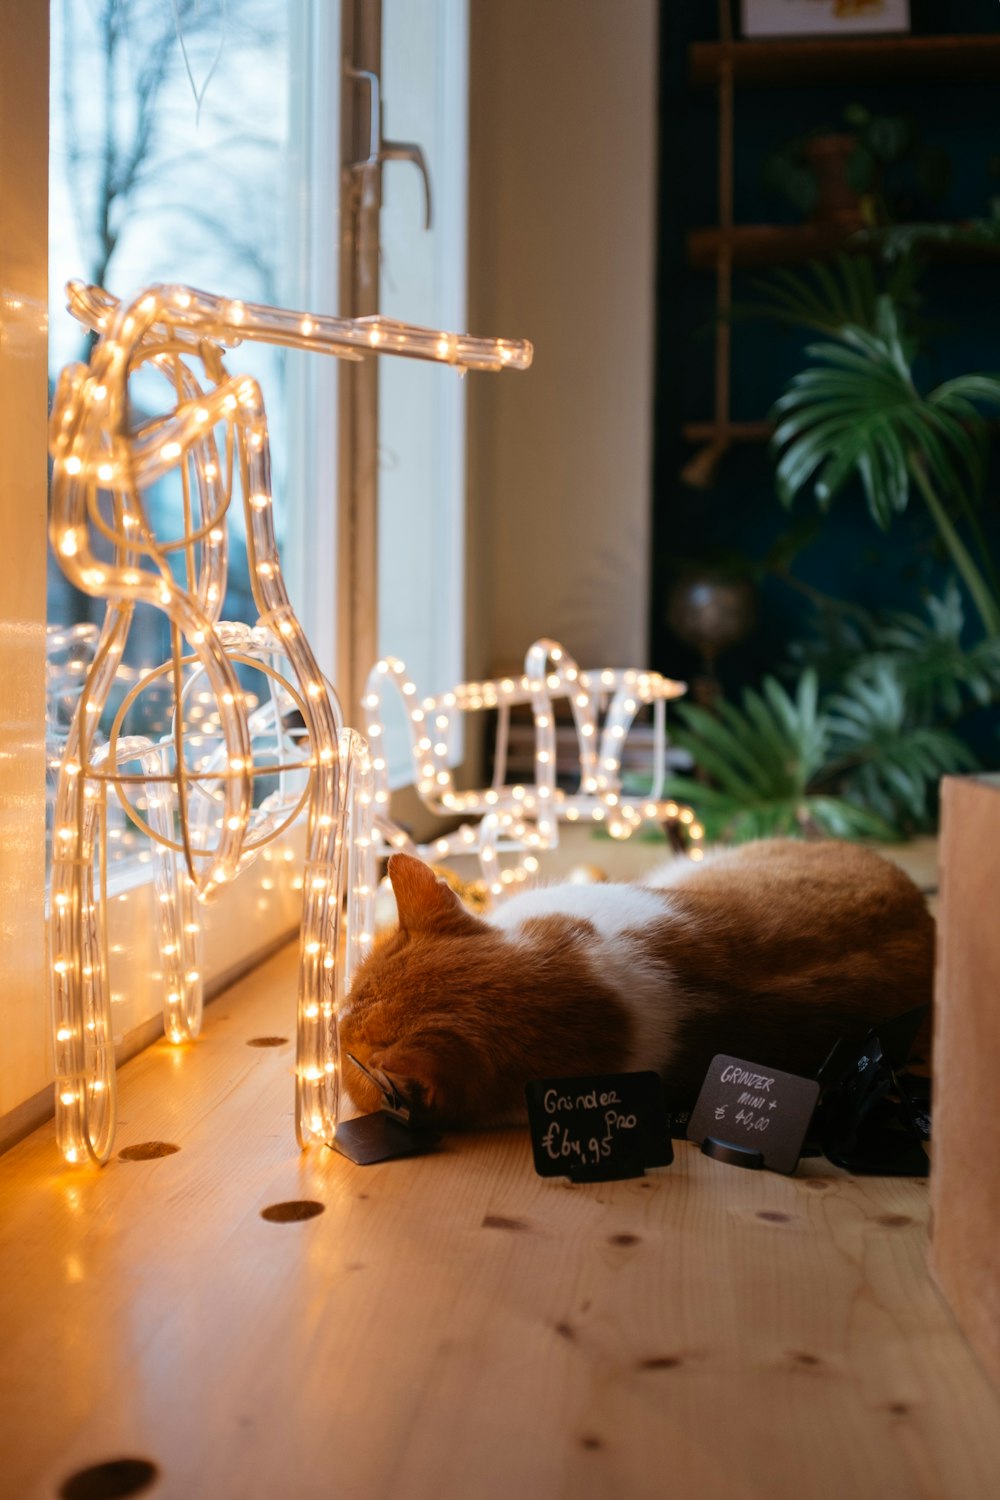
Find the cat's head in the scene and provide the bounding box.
[339,853,518,1126]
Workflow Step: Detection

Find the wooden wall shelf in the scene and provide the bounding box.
[688,222,856,269]
[681,420,772,445]
[690,34,1000,88]
[681,26,1000,467]
[687,223,1000,271]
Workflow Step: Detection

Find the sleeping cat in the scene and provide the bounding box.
[339,840,934,1128]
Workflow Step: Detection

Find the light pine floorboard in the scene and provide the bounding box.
[1,927,997,1500]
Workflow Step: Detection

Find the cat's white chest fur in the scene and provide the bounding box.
[488,882,680,1071]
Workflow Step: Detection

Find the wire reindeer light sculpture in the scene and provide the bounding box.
[47,279,531,1165]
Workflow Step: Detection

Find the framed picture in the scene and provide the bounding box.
[741,1,910,37]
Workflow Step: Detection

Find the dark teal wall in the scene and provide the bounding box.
[651,0,1000,701]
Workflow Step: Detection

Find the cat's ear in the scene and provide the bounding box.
[387,852,481,936]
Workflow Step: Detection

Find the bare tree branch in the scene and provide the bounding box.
[56,0,282,327]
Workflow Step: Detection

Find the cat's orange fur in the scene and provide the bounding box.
[339,840,934,1127]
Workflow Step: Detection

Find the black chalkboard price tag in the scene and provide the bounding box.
[332,1112,440,1166]
[524,1071,673,1182]
[686,1054,820,1175]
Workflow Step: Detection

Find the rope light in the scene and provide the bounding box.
[362,638,700,904]
[48,280,530,1164]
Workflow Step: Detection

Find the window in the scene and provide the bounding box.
[2,0,471,1143]
[48,1,297,872]
[377,0,469,776]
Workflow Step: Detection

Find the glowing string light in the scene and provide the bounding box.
[361,638,700,905]
[47,279,530,1165]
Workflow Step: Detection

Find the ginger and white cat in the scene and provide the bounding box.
[340,840,934,1128]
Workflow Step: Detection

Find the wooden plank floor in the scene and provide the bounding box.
[2,934,998,1500]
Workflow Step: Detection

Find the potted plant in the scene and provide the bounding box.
[766,254,1000,637]
[763,107,950,227]
[668,245,1000,841]
[763,128,863,226]
[665,585,998,843]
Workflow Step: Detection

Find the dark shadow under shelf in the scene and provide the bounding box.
[690,34,1000,88]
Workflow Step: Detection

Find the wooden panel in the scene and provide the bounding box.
[1,926,998,1500]
[467,0,658,673]
[690,35,1000,88]
[0,1,50,1122]
[931,775,1000,1389]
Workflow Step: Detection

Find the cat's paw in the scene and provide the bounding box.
[368,1043,452,1122]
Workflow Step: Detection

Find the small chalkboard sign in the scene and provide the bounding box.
[332,1111,440,1166]
[687,1054,820,1175]
[524,1071,673,1182]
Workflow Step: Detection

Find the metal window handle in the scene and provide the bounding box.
[345,64,433,231]
[349,64,382,168]
[379,139,433,231]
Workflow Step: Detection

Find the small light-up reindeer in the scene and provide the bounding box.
[47,280,531,1164]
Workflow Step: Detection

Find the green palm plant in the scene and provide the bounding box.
[864,580,1000,720]
[758,252,1000,639]
[767,292,1000,635]
[665,658,977,845]
[687,247,1000,844]
[746,251,918,338]
[788,580,1000,722]
[823,660,976,824]
[745,229,1000,338]
[665,670,897,843]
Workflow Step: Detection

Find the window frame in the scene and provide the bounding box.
[1,0,473,1146]
[0,0,51,1147]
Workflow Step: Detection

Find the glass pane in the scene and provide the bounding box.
[47,0,296,872]
[377,0,468,778]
